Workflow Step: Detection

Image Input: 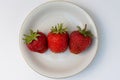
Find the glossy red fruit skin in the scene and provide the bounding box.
[48,32,69,53]
[69,31,92,54]
[27,32,48,53]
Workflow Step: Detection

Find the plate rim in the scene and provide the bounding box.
[19,1,99,79]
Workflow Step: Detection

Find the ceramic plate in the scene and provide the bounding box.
[19,1,98,78]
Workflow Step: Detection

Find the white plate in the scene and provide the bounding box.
[19,1,98,78]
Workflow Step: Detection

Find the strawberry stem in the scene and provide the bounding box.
[83,24,87,31]
[77,24,93,37]
[23,30,40,44]
[51,23,67,34]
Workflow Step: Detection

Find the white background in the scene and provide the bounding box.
[0,0,120,80]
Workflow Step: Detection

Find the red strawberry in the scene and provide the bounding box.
[23,30,48,53]
[48,23,69,53]
[69,24,93,54]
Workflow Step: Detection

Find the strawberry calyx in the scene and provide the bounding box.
[77,24,93,37]
[23,30,40,44]
[51,23,67,34]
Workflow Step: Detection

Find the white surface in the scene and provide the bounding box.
[0,0,120,80]
[19,1,98,78]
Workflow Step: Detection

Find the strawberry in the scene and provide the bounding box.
[23,30,48,53]
[69,24,93,54]
[48,23,69,53]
